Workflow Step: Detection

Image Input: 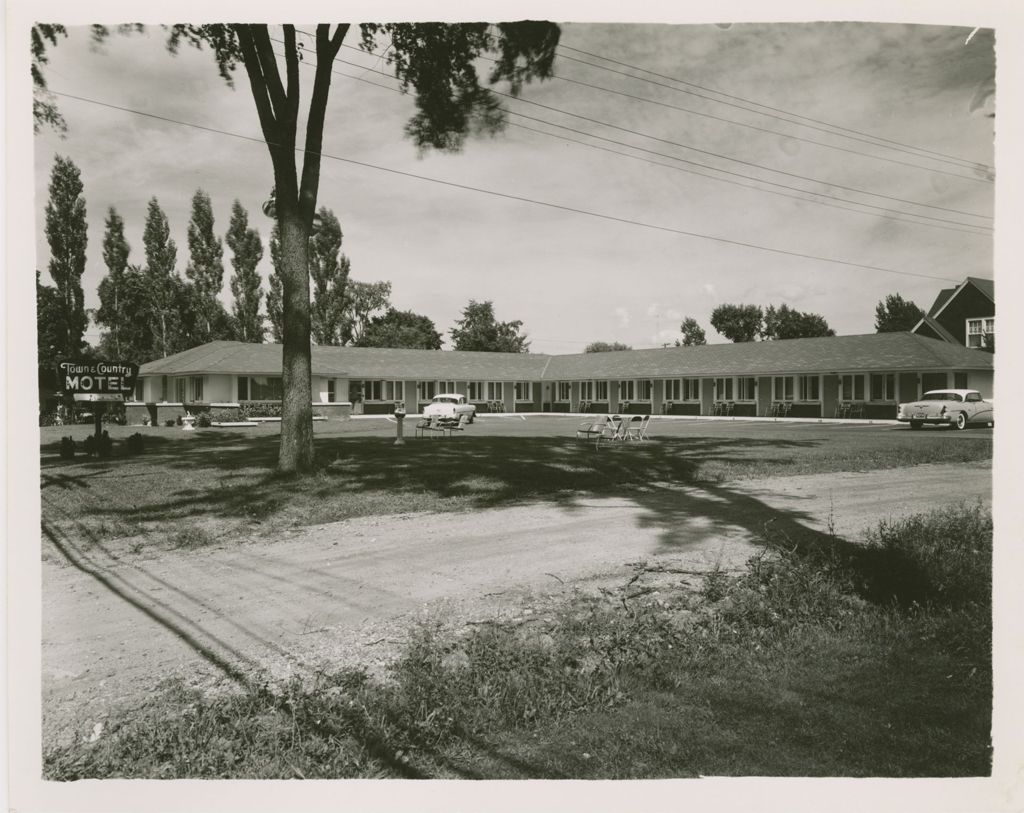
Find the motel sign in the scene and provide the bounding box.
[57,361,139,400]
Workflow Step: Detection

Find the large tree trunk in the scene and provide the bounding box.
[277,206,314,473]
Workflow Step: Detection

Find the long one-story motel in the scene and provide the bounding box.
[129,329,993,426]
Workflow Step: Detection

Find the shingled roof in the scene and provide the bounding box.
[140,333,991,382]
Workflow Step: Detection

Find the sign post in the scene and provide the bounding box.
[56,361,139,445]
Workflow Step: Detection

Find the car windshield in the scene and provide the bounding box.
[922,392,963,402]
[434,396,458,403]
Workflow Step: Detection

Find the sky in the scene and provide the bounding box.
[31,20,996,354]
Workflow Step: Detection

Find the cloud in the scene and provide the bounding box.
[614,307,631,328]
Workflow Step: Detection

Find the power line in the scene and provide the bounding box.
[327,51,991,231]
[336,45,992,221]
[51,90,966,284]
[555,44,995,174]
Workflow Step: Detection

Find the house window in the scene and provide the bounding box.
[417,380,437,401]
[175,378,186,403]
[580,381,594,401]
[636,379,653,401]
[617,380,636,401]
[737,377,756,401]
[953,372,968,389]
[467,381,484,401]
[595,380,609,401]
[967,317,994,348]
[683,378,699,401]
[361,381,384,401]
[665,379,681,402]
[487,381,504,401]
[237,376,249,401]
[249,376,283,401]
[134,380,144,401]
[798,375,820,401]
[438,380,457,394]
[161,376,169,402]
[840,374,865,401]
[327,379,336,403]
[714,377,733,401]
[514,382,532,401]
[773,376,794,401]
[869,373,895,401]
[191,376,204,402]
[557,381,571,401]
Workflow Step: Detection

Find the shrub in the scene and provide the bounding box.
[97,431,113,458]
[59,436,75,459]
[164,419,177,427]
[126,433,145,455]
[239,401,282,419]
[209,409,239,423]
[83,435,97,456]
[195,413,212,428]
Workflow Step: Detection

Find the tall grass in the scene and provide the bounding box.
[45,503,992,779]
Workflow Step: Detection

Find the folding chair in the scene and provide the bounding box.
[627,414,651,441]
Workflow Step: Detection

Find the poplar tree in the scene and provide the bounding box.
[308,208,350,345]
[43,155,89,358]
[96,207,130,357]
[142,198,178,358]
[267,223,284,342]
[225,200,265,343]
[185,189,226,340]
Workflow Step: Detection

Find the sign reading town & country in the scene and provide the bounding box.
[57,361,139,400]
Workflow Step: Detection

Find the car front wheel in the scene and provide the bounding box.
[954,412,968,430]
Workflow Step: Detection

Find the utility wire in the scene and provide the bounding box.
[321,56,989,235]
[50,90,965,284]
[329,52,992,230]
[555,44,994,173]
[335,47,991,221]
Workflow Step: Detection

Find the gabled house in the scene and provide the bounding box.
[912,276,994,350]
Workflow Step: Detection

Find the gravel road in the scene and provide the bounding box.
[41,461,991,746]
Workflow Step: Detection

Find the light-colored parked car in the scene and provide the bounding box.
[422,393,476,423]
[896,389,994,430]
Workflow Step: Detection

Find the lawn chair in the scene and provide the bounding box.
[448,413,472,433]
[848,402,864,420]
[712,401,724,416]
[626,414,651,441]
[414,416,446,438]
[779,402,793,418]
[576,415,610,448]
[606,415,630,443]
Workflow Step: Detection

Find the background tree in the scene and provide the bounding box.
[32,25,68,133]
[874,293,925,333]
[36,270,63,396]
[267,223,285,342]
[762,304,835,340]
[225,200,265,343]
[38,21,561,472]
[450,300,530,353]
[356,308,443,349]
[308,208,350,345]
[584,341,632,353]
[94,207,131,358]
[43,155,90,359]
[185,189,228,341]
[710,304,763,343]
[142,197,180,358]
[95,264,157,363]
[677,317,707,347]
[340,281,392,345]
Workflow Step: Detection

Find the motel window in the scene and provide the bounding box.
[636,379,653,401]
[737,377,756,401]
[557,381,571,401]
[665,379,681,402]
[384,381,404,402]
[683,378,699,401]
[486,381,504,401]
[175,378,186,403]
[249,376,283,401]
[773,376,794,401]
[840,374,865,401]
[514,382,532,401]
[417,380,437,401]
[237,376,249,401]
[191,377,204,402]
[362,381,384,401]
[954,372,969,389]
[798,375,820,401]
[619,380,636,401]
[327,379,336,403]
[438,380,457,394]
[714,377,733,401]
[161,376,169,402]
[595,381,609,401]
[467,381,484,401]
[869,373,896,401]
[580,381,594,401]
[134,380,144,402]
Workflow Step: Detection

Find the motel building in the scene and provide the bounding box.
[129,330,993,426]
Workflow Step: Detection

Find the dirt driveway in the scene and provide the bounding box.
[41,461,991,746]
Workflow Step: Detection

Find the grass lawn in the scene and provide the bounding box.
[39,416,992,553]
